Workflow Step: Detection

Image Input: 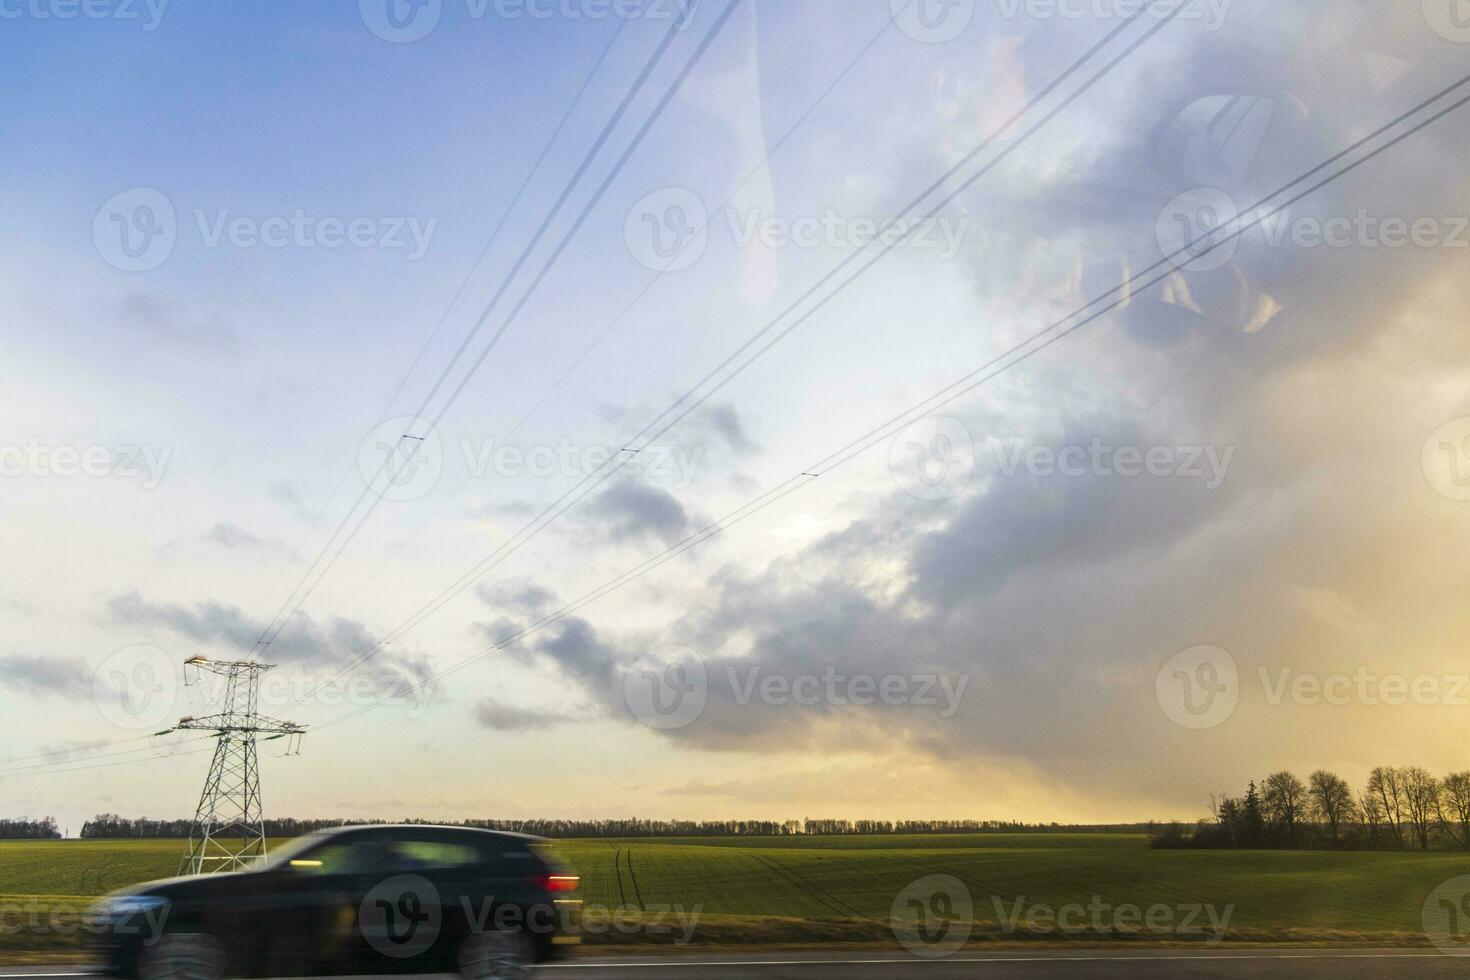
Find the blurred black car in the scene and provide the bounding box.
[88,825,580,980]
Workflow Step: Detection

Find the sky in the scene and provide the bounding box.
[2,0,1470,836]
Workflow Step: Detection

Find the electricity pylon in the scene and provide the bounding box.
[168,657,304,875]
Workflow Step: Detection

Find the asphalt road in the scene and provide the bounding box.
[6,949,1470,979]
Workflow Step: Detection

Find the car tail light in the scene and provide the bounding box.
[543,874,580,892]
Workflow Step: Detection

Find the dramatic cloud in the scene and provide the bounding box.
[506,4,1470,814]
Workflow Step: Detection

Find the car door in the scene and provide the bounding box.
[377,836,529,970]
[256,837,387,975]
[359,838,466,973]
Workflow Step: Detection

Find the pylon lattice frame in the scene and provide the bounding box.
[175,658,304,875]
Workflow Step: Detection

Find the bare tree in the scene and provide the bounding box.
[1369,766,1408,848]
[1357,789,1384,848]
[1441,772,1470,851]
[1262,771,1309,847]
[1308,770,1355,847]
[1402,767,1440,851]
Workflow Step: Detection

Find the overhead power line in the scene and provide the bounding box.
[313,69,1470,734]
[250,2,743,657]
[294,3,1180,700]
[342,9,907,603]
[238,18,632,647]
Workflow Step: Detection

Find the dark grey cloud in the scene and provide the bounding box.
[103,590,428,684]
[104,590,440,718]
[471,698,582,732]
[0,654,90,698]
[588,481,692,546]
[475,578,556,616]
[701,402,760,455]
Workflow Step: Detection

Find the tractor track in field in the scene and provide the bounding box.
[624,848,646,911]
[750,853,868,921]
[612,847,628,909]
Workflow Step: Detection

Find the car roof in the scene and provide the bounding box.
[312,824,546,845]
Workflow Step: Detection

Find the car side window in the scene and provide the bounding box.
[289,841,380,875]
[381,840,481,871]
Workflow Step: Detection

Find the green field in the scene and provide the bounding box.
[0,834,1461,959]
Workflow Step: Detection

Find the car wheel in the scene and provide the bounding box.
[138,933,227,980]
[457,929,533,980]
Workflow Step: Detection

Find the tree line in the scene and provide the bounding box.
[75,814,1149,839]
[0,817,62,839]
[1152,766,1470,850]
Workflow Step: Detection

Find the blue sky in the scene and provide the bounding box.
[4,0,1470,834]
